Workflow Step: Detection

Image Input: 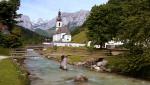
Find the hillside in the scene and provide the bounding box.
[34,28,51,37]
[15,26,46,45]
[72,27,88,43]
[0,26,45,55]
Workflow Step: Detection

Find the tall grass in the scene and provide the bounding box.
[0,47,10,56]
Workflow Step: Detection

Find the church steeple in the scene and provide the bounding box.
[56,10,63,31]
[53,10,72,42]
[57,10,62,21]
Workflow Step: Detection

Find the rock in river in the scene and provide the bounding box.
[74,75,88,82]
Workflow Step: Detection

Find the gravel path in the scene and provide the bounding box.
[0,56,8,60]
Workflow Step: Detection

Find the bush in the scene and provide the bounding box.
[0,33,22,48]
[53,46,58,51]
[108,48,150,79]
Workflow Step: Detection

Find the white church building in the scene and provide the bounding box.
[53,11,71,42]
[49,11,123,48]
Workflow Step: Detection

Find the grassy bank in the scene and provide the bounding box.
[43,47,124,64]
[72,30,87,43]
[105,53,150,80]
[0,47,10,56]
[0,59,29,85]
[44,47,109,57]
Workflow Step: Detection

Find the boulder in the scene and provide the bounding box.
[74,75,88,82]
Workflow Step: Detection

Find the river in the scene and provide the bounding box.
[24,51,150,85]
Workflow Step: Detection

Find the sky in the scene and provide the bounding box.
[17,0,108,22]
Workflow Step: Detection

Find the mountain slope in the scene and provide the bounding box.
[34,28,51,37]
[32,10,90,30]
[15,26,45,45]
[72,27,88,43]
[17,15,33,30]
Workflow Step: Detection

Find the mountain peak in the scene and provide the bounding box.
[17,15,33,30]
[17,10,90,31]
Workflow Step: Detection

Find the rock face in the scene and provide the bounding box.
[32,18,50,30]
[17,15,33,30]
[61,10,89,30]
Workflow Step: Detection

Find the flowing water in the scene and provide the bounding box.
[24,51,150,85]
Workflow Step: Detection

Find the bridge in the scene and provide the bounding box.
[26,45,44,52]
[11,48,26,58]
[10,45,44,58]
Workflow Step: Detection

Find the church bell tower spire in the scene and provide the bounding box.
[56,10,62,31]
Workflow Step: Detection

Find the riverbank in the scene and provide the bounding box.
[23,50,150,85]
[43,47,124,65]
[42,47,122,64]
[43,46,150,81]
[0,58,30,85]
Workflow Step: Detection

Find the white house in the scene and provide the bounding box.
[87,40,123,49]
[53,11,71,42]
[105,40,123,48]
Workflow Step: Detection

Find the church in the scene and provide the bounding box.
[53,11,71,42]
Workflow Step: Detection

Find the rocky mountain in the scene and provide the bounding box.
[17,10,89,37]
[16,15,33,30]
[32,18,49,30]
[61,10,89,28]
[32,10,90,30]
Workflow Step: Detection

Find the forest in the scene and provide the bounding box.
[86,0,150,79]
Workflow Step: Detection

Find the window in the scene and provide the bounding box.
[59,22,60,26]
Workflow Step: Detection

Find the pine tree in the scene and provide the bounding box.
[0,0,20,30]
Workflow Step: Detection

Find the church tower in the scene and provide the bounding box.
[53,10,71,43]
[56,10,62,31]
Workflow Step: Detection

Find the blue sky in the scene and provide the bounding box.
[17,0,108,21]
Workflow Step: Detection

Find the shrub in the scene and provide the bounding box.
[108,48,150,79]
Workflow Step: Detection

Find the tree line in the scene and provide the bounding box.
[0,0,22,48]
[0,0,45,48]
[86,0,150,79]
[0,0,20,30]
